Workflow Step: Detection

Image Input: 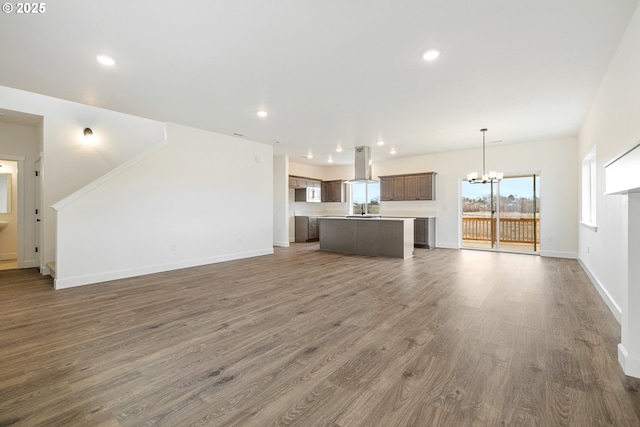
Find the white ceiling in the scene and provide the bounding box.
[0,0,637,165]
[0,108,42,127]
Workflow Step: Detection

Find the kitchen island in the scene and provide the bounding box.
[318,217,414,258]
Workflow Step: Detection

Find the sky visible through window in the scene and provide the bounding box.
[350,182,381,214]
[462,176,539,200]
[350,182,380,204]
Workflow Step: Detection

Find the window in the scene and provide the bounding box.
[461,174,540,253]
[581,148,597,229]
[349,182,380,215]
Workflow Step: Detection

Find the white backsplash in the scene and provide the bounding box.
[379,201,437,218]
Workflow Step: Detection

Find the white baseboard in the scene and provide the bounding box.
[273,240,290,247]
[540,250,578,259]
[435,242,459,249]
[578,258,622,323]
[54,248,274,289]
[20,259,38,268]
[619,344,640,379]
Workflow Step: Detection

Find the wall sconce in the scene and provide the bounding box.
[83,127,95,143]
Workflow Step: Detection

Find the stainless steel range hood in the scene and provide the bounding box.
[347,146,378,183]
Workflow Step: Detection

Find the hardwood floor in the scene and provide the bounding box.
[1,245,639,426]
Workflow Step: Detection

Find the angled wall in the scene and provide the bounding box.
[53,122,273,288]
[0,85,166,271]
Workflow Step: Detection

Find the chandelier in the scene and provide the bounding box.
[467,128,503,184]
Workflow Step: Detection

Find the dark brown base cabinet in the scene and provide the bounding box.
[414,217,435,248]
[295,216,319,242]
[380,172,436,201]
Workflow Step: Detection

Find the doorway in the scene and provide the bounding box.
[0,109,42,271]
[461,174,540,253]
[0,159,18,269]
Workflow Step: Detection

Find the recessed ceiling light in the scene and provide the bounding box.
[97,55,115,66]
[377,140,384,146]
[390,148,397,155]
[257,110,268,118]
[336,147,343,153]
[328,158,333,163]
[422,49,440,61]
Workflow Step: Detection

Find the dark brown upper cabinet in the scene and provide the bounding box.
[379,172,436,201]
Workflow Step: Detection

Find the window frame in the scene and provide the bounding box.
[349,181,380,215]
[581,148,597,231]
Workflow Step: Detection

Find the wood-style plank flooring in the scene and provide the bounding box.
[1,245,639,426]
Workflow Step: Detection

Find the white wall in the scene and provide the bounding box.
[289,137,578,255]
[0,121,39,267]
[371,138,578,256]
[577,3,640,377]
[273,155,290,247]
[0,85,166,271]
[53,122,274,288]
[289,162,327,181]
[578,3,640,316]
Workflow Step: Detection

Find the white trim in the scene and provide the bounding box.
[604,141,640,195]
[435,242,459,249]
[273,241,290,247]
[463,246,541,256]
[0,252,18,260]
[578,259,622,323]
[580,221,598,232]
[20,259,37,268]
[581,148,597,224]
[54,248,274,289]
[605,141,640,168]
[51,135,168,211]
[540,250,578,259]
[618,344,640,379]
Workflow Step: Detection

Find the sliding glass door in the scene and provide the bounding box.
[461,175,540,253]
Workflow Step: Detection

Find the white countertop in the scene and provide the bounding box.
[320,216,415,221]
